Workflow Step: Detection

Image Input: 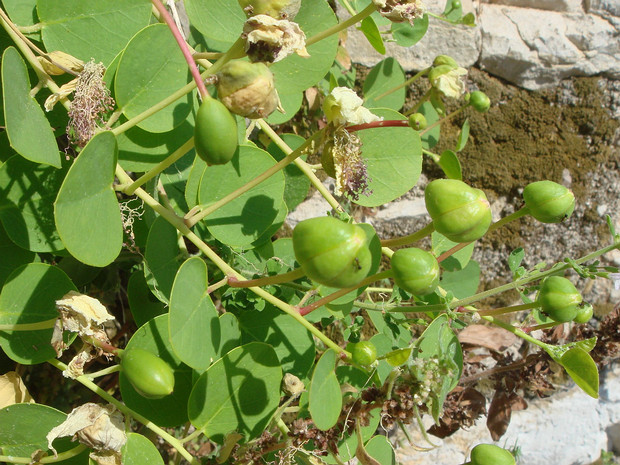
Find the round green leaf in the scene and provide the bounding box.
[431,231,474,272]
[266,91,303,125]
[214,312,242,359]
[119,315,194,427]
[198,145,286,247]
[38,0,152,65]
[0,403,88,460]
[116,24,194,133]
[0,155,67,252]
[419,100,440,149]
[560,347,599,399]
[0,223,36,289]
[266,134,310,212]
[54,131,123,267]
[184,0,245,46]
[188,342,282,443]
[364,435,396,465]
[0,263,76,364]
[122,433,165,465]
[309,349,342,431]
[169,257,219,371]
[440,260,480,299]
[1,47,60,168]
[363,57,405,110]
[239,305,315,379]
[354,108,422,207]
[143,215,185,304]
[127,271,166,328]
[391,14,429,47]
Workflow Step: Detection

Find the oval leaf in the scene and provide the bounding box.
[560,347,599,399]
[391,14,429,47]
[360,16,385,55]
[169,257,219,371]
[1,47,60,167]
[309,349,342,430]
[122,433,165,465]
[188,342,282,443]
[54,131,123,267]
[438,150,462,180]
[363,58,405,110]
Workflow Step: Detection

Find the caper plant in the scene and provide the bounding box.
[0,0,617,464]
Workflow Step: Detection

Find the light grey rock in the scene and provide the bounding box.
[482,0,584,12]
[478,4,620,89]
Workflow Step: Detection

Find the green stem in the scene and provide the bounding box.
[17,23,42,33]
[422,148,440,163]
[298,270,394,316]
[426,11,455,24]
[114,166,346,356]
[47,359,200,465]
[477,301,539,317]
[228,268,306,288]
[338,0,357,16]
[122,138,194,193]
[345,119,410,132]
[306,3,376,46]
[419,103,468,136]
[0,318,57,331]
[480,314,549,351]
[84,364,121,380]
[372,67,431,103]
[181,428,204,444]
[380,222,435,248]
[185,128,324,226]
[0,444,89,464]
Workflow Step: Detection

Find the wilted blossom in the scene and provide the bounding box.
[323,87,381,127]
[372,0,425,24]
[243,15,309,63]
[329,127,372,201]
[430,65,468,99]
[46,403,126,465]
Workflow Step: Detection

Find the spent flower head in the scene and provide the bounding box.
[327,127,372,201]
[243,15,308,63]
[429,64,468,99]
[372,0,425,24]
[323,87,381,126]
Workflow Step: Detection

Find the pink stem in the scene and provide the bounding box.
[345,120,410,132]
[151,0,208,99]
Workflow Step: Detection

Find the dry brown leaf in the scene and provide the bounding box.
[458,324,520,352]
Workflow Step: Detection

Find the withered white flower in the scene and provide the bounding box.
[46,403,126,465]
[38,50,84,76]
[322,87,381,126]
[243,15,309,63]
[45,79,77,111]
[372,0,425,24]
[55,291,115,337]
[431,66,467,99]
[0,371,34,409]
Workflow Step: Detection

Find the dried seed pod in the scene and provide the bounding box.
[523,180,575,223]
[217,61,279,119]
[390,247,440,295]
[292,217,371,288]
[425,179,492,243]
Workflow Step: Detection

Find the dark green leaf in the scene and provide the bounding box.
[391,14,429,47]
[363,57,405,110]
[359,16,385,55]
[455,118,470,151]
[309,349,342,430]
[559,347,599,399]
[438,150,462,180]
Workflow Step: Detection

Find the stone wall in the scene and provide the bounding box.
[343,0,620,90]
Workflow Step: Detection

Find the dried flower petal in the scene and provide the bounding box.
[46,403,126,465]
[38,51,84,76]
[430,66,468,99]
[45,79,77,111]
[0,372,34,408]
[55,291,115,337]
[323,87,381,126]
[372,0,425,24]
[244,15,308,63]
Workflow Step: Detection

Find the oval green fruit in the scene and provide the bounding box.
[468,91,490,113]
[194,98,238,166]
[120,348,175,399]
[573,303,593,324]
[347,341,377,366]
[522,180,575,223]
[470,444,515,465]
[537,276,582,323]
[292,217,371,288]
[390,248,440,295]
[425,179,492,243]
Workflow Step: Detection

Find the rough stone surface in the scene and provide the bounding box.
[342,0,620,90]
[395,364,620,465]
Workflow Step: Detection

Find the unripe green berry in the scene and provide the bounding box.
[120,348,175,399]
[522,180,575,223]
[470,444,515,465]
[451,0,462,9]
[537,276,583,323]
[347,341,377,366]
[425,179,492,243]
[292,217,371,288]
[468,91,490,113]
[573,302,593,324]
[408,113,427,130]
[194,98,239,165]
[432,55,458,69]
[390,248,440,295]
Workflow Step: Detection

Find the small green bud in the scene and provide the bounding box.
[470,444,516,465]
[390,248,440,295]
[408,113,427,130]
[433,55,458,68]
[120,348,175,399]
[238,0,301,19]
[451,0,462,9]
[573,302,593,324]
[425,179,492,243]
[292,217,371,288]
[217,61,279,119]
[468,91,491,112]
[347,341,377,366]
[537,276,583,323]
[523,180,575,223]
